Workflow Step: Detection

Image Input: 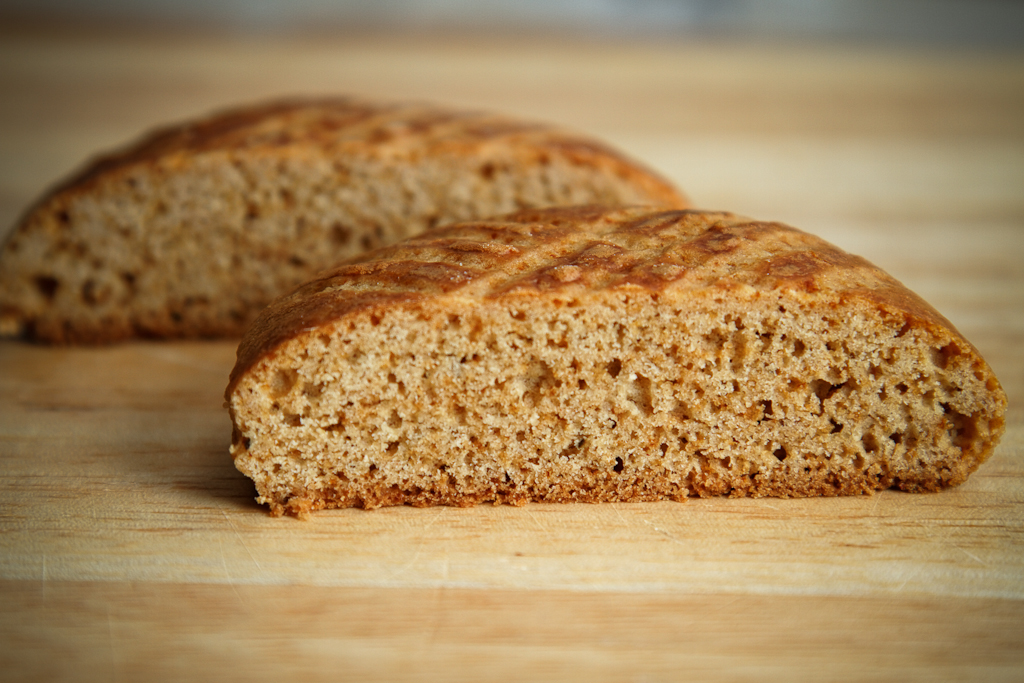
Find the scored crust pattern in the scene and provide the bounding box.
[226,206,1006,516]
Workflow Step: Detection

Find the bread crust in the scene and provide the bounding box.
[226,206,1007,515]
[0,98,686,343]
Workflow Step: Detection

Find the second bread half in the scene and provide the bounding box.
[0,97,686,342]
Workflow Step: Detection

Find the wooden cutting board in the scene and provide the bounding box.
[1,23,1022,682]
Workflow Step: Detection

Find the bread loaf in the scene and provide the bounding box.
[225,206,1006,517]
[0,98,686,343]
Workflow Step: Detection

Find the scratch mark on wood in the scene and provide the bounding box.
[222,509,265,576]
[610,503,631,527]
[641,518,686,546]
[218,536,251,610]
[525,506,548,533]
[954,544,989,567]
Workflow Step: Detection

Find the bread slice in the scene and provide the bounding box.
[0,98,686,343]
[225,206,1006,517]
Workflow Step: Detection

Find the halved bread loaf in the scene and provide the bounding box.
[0,98,685,342]
[225,206,1006,517]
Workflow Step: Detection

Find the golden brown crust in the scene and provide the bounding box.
[228,207,960,391]
[0,98,687,343]
[226,206,1007,515]
[41,97,684,207]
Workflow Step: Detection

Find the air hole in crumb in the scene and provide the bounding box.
[520,359,556,406]
[34,276,60,301]
[931,342,961,370]
[81,280,100,306]
[270,368,298,397]
[283,412,301,427]
[660,443,669,456]
[387,410,403,429]
[479,162,496,180]
[627,374,653,416]
[895,382,908,394]
[773,446,788,462]
[511,310,527,321]
[606,358,622,378]
[889,432,903,445]
[369,312,382,326]
[387,372,397,384]
[861,432,879,454]
[830,419,844,434]
[760,400,774,418]
[386,442,399,455]
[559,437,585,460]
[730,328,748,370]
[811,379,847,405]
[793,339,806,357]
[704,329,726,352]
[944,405,978,450]
[613,457,625,473]
[578,379,588,390]
[330,223,352,246]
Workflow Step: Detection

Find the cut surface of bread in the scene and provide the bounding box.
[0,98,686,343]
[225,206,1006,517]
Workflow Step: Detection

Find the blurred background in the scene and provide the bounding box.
[2,0,1024,46]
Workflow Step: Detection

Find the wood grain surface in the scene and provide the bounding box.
[0,22,1022,682]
